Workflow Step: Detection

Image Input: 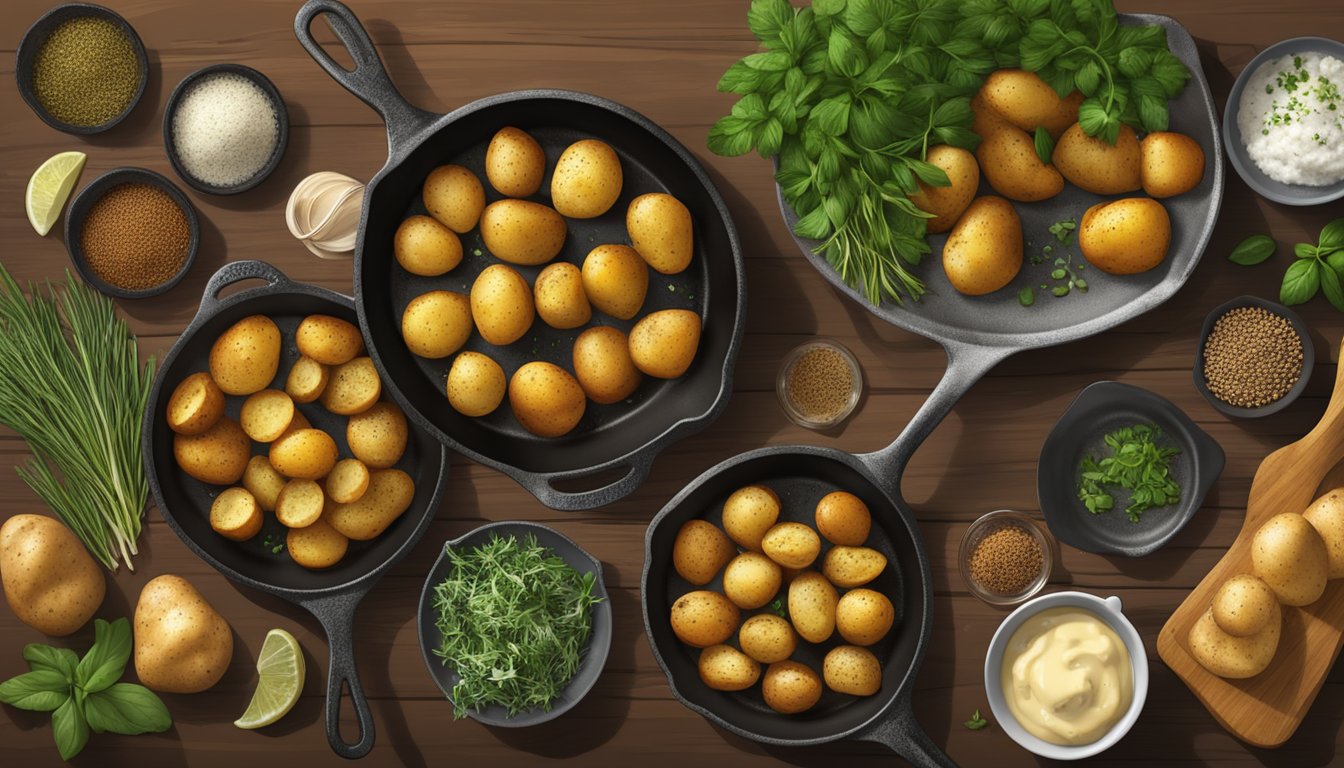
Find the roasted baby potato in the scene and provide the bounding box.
[815,491,872,546]
[402,290,473,359]
[572,325,642,405]
[325,458,371,505]
[166,371,225,436]
[1189,606,1280,679]
[347,402,409,470]
[629,309,701,379]
[1053,123,1142,195]
[822,546,887,588]
[909,145,979,234]
[209,487,262,542]
[761,522,822,570]
[1304,488,1344,579]
[1040,90,1085,139]
[134,575,233,694]
[174,417,250,485]
[1212,573,1279,638]
[326,469,415,540]
[672,519,735,586]
[446,351,507,417]
[722,485,781,551]
[738,614,797,664]
[320,357,382,416]
[534,262,592,330]
[835,588,895,646]
[242,456,287,512]
[670,590,740,648]
[762,661,822,715]
[275,479,324,528]
[723,551,783,610]
[395,214,462,277]
[582,244,648,320]
[509,361,586,438]
[976,126,1064,202]
[287,518,349,570]
[1079,198,1171,275]
[285,356,329,404]
[485,126,546,198]
[942,196,1023,295]
[788,571,838,644]
[823,645,882,696]
[480,199,568,266]
[981,69,1063,132]
[471,264,536,346]
[699,644,761,692]
[627,193,694,274]
[296,314,363,367]
[1253,512,1329,607]
[423,164,485,234]
[1139,131,1204,198]
[210,315,280,395]
[0,514,105,636]
[240,389,295,443]
[971,92,1014,139]
[551,139,623,219]
[268,427,339,481]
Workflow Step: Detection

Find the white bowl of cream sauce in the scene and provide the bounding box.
[983,591,1149,760]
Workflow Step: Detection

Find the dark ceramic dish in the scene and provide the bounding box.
[64,167,199,299]
[1193,295,1314,419]
[15,2,148,134]
[417,521,612,727]
[1037,381,1225,557]
[163,63,290,195]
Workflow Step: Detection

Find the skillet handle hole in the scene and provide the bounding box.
[315,16,358,73]
[548,465,635,495]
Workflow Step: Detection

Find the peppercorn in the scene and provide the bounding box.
[32,16,141,127]
[968,523,1044,596]
[1202,306,1303,408]
[81,184,190,292]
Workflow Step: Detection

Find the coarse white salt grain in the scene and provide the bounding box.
[172,73,278,188]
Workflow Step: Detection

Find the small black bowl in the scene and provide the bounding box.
[1193,295,1314,419]
[64,167,200,300]
[1037,381,1225,557]
[15,3,148,135]
[416,521,612,727]
[163,63,289,195]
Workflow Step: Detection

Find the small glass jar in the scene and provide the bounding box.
[959,510,1053,607]
[775,338,864,429]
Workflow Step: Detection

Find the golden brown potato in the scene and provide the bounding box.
[1189,606,1280,679]
[627,193,694,274]
[1303,488,1344,579]
[822,546,887,588]
[401,290,473,359]
[134,575,233,694]
[762,661,822,715]
[174,417,250,485]
[480,199,568,266]
[1212,573,1279,638]
[789,571,838,644]
[551,139,623,219]
[698,644,761,692]
[209,487,262,541]
[287,518,349,570]
[572,326,642,404]
[1079,198,1171,275]
[325,458,371,505]
[823,645,882,696]
[320,357,382,416]
[269,427,339,480]
[971,92,1014,139]
[976,127,1065,202]
[738,614,797,664]
[815,491,872,546]
[629,309,701,379]
[1253,512,1329,607]
[981,70,1062,132]
[942,196,1023,296]
[242,455,287,512]
[326,469,415,540]
[485,126,546,198]
[723,551,783,609]
[1040,90,1085,139]
[582,244,648,320]
[0,514,105,636]
[166,371,225,436]
[296,314,364,367]
[1052,123,1142,195]
[285,356,329,404]
[471,264,536,346]
[240,389,295,443]
[722,485,780,551]
[672,519,735,586]
[909,145,979,234]
[395,215,462,277]
[1140,131,1205,198]
[275,479,325,528]
[835,588,895,646]
[446,351,507,417]
[534,262,592,330]
[761,522,821,570]
[209,315,281,395]
[509,361,586,438]
[423,164,485,234]
[669,590,740,648]
[347,402,409,470]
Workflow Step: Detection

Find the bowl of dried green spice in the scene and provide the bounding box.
[16,3,148,134]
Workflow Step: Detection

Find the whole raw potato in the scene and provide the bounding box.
[761,522,821,570]
[480,199,568,266]
[788,571,838,644]
[628,309,701,379]
[134,575,233,693]
[672,519,735,586]
[1052,123,1142,195]
[976,126,1064,202]
[508,361,586,437]
[174,417,250,485]
[981,69,1063,132]
[822,546,887,588]
[1302,488,1344,579]
[823,645,882,696]
[295,314,364,367]
[1140,131,1205,198]
[346,402,409,470]
[471,264,536,346]
[670,590,739,648]
[582,244,648,320]
[1212,573,1279,638]
[326,469,416,540]
[722,551,783,609]
[395,214,462,277]
[534,262,592,330]
[626,193,694,274]
[722,484,780,551]
[1079,198,1171,275]
[269,428,339,480]
[572,325,642,405]
[551,139,623,219]
[1252,512,1329,607]
[738,614,796,664]
[908,145,979,234]
[1189,606,1280,679]
[698,644,760,691]
[815,491,871,546]
[0,515,104,636]
[485,126,546,198]
[423,164,485,234]
[209,315,280,395]
[762,660,822,714]
[446,351,507,417]
[941,196,1023,296]
[835,588,895,646]
[402,290,473,359]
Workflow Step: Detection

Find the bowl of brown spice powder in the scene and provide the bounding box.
[64,168,199,299]
[1194,295,1313,419]
[16,3,148,134]
[959,510,1053,607]
[775,339,864,429]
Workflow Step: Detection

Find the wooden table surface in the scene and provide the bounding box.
[3,0,1344,765]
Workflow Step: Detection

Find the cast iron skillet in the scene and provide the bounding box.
[294,0,745,510]
[143,261,450,759]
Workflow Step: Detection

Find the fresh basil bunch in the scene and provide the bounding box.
[1280,220,1344,309]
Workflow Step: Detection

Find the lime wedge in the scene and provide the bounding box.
[26,151,86,237]
[234,628,305,729]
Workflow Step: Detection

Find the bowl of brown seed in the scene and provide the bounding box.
[64,168,199,299]
[1195,295,1313,419]
[775,338,864,429]
[16,3,148,135]
[959,509,1053,608]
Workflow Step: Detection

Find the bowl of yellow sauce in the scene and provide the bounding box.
[983,591,1148,760]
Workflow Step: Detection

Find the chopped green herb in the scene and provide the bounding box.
[472,248,482,257]
[1018,286,1035,307]
[1077,424,1181,522]
[1049,219,1077,244]
[965,709,989,730]
[768,598,788,619]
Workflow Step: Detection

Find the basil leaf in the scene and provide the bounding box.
[52,697,90,761]
[743,51,792,72]
[909,159,950,188]
[1323,263,1344,312]
[1078,98,1109,136]
[76,618,132,694]
[84,684,172,736]
[707,116,755,157]
[756,117,785,158]
[793,205,832,240]
[23,644,79,681]
[1075,60,1102,95]
[1295,242,1319,260]
[1138,94,1168,133]
[1327,250,1344,277]
[0,669,70,711]
[1228,234,1276,266]
[1281,258,1321,305]
[1033,126,1055,165]
[1320,218,1344,251]
[747,0,794,46]
[717,60,763,94]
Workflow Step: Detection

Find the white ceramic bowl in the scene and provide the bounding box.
[983,591,1149,760]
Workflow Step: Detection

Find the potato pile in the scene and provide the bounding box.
[1189,489,1344,678]
[166,313,415,569]
[668,486,896,714]
[396,126,701,439]
[912,69,1206,296]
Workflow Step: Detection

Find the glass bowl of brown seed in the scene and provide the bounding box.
[1194,295,1314,419]
[959,510,1053,607]
[776,338,864,429]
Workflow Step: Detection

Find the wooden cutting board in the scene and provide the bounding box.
[1158,338,1344,748]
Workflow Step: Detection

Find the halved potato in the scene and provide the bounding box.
[166,372,225,436]
[209,487,262,541]
[320,357,382,416]
[326,459,371,504]
[276,479,325,528]
[240,389,296,443]
[285,356,329,404]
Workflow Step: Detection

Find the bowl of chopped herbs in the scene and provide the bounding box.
[417,521,611,726]
[1037,381,1225,557]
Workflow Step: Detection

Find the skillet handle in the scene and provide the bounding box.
[859,338,1010,481]
[508,453,655,511]
[294,0,437,150]
[856,690,958,768]
[199,260,294,313]
[300,591,376,759]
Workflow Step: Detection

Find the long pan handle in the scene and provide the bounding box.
[300,591,376,759]
[294,0,437,151]
[856,689,959,768]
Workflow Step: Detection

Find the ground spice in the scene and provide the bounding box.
[171,73,279,188]
[1203,306,1303,408]
[33,16,141,127]
[968,523,1044,596]
[81,184,190,292]
[784,345,855,422]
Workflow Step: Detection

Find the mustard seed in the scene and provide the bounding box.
[784,345,855,423]
[969,524,1043,596]
[1202,306,1303,408]
[81,184,190,292]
